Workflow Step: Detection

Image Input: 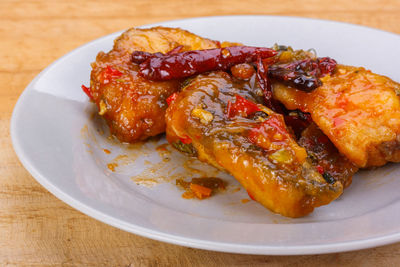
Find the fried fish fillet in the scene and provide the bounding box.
[166,71,342,217]
[273,65,400,168]
[89,27,220,143]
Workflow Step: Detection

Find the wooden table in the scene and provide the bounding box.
[2,0,400,265]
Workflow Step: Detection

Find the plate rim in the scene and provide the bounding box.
[10,15,400,255]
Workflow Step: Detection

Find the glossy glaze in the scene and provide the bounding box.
[166,71,342,217]
[89,27,220,143]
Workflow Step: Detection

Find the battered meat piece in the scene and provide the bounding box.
[273,65,400,168]
[89,27,220,143]
[166,71,342,217]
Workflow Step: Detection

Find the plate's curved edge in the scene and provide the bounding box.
[9,123,400,255]
[144,14,400,39]
[9,15,400,255]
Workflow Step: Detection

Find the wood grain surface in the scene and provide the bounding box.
[2,0,400,266]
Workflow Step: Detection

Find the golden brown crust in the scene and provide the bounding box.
[90,27,220,143]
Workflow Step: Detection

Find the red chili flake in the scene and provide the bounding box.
[316,165,324,174]
[81,85,93,100]
[333,117,345,127]
[179,135,192,144]
[100,66,123,83]
[166,92,179,106]
[247,190,256,201]
[226,94,260,118]
[226,100,232,116]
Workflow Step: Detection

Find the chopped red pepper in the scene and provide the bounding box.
[179,135,192,144]
[166,92,179,106]
[100,66,123,84]
[316,165,324,174]
[249,114,308,163]
[81,85,93,100]
[227,94,260,118]
[248,114,289,150]
[255,57,284,113]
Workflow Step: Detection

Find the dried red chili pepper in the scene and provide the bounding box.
[166,45,184,55]
[268,57,337,92]
[256,57,283,113]
[226,94,261,118]
[131,51,159,64]
[318,57,337,76]
[134,46,277,81]
[131,45,185,64]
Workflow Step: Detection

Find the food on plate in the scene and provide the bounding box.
[273,65,400,167]
[82,26,400,217]
[85,27,220,143]
[298,123,358,188]
[176,177,227,199]
[165,71,342,217]
[132,46,277,81]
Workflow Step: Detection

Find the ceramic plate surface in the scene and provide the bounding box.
[11,16,400,255]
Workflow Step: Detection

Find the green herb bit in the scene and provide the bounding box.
[172,140,197,156]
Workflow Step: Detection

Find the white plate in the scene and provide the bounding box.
[11,16,400,255]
